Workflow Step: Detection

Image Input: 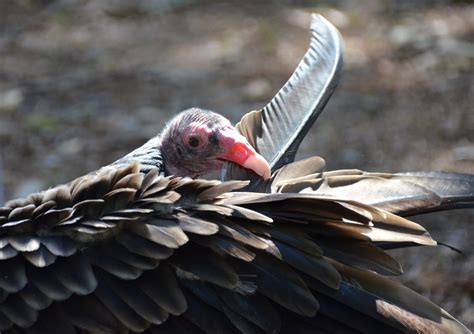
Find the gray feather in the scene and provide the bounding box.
[226,14,343,185]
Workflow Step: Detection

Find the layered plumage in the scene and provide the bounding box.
[0,14,472,334]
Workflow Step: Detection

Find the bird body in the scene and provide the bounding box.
[0,14,472,334]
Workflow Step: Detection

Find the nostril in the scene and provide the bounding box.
[209,133,219,145]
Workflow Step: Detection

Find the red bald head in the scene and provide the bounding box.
[159,108,271,180]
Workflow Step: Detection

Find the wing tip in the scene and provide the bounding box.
[310,12,345,59]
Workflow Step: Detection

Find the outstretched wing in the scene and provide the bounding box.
[274,160,474,216]
[224,14,343,183]
[0,162,470,333]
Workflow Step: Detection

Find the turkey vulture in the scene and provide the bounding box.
[0,14,472,334]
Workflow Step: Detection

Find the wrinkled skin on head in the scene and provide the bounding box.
[160,108,270,179]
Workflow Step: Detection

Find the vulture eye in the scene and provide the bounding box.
[188,136,200,148]
[177,146,183,156]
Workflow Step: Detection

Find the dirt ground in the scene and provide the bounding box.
[1,0,473,329]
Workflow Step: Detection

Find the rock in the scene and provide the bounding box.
[242,78,272,100]
[0,89,23,112]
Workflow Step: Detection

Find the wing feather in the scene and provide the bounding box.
[0,155,470,333]
[236,14,343,171]
[224,14,343,185]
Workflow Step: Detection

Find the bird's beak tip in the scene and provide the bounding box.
[241,152,272,180]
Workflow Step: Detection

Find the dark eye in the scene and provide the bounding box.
[177,146,183,156]
[188,136,200,148]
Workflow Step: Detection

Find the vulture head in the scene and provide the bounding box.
[159,108,271,179]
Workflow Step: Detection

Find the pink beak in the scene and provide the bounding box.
[218,127,271,180]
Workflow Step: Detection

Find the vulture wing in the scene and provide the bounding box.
[270,157,474,217]
[0,162,471,333]
[224,14,343,183]
[313,170,474,216]
[224,13,473,221]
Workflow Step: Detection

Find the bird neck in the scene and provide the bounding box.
[111,136,165,174]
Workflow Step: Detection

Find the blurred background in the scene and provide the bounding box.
[0,0,473,328]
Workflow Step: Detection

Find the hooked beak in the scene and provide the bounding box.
[218,127,271,180]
